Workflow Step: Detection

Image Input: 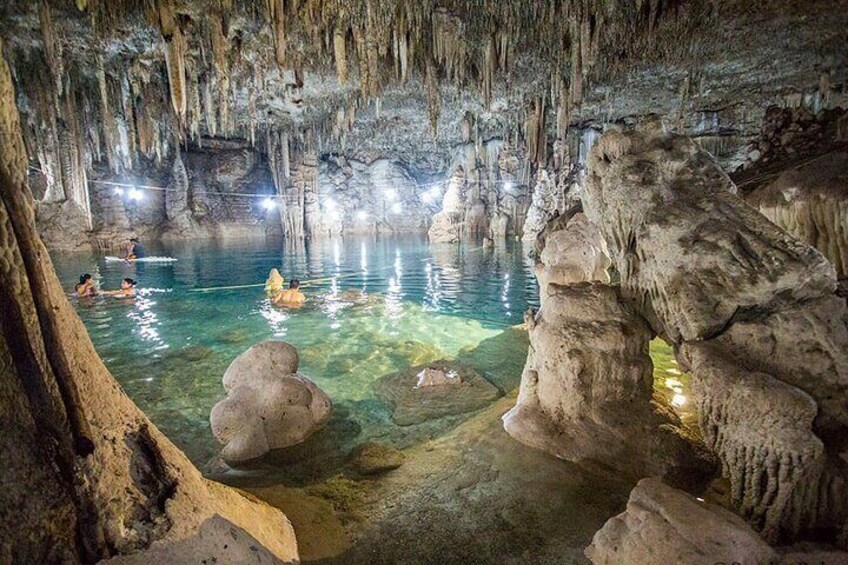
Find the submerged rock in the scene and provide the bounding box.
[415,367,461,388]
[585,478,777,565]
[211,341,332,463]
[376,360,500,426]
[349,442,405,475]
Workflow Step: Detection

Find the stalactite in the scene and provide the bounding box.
[426,59,441,137]
[188,62,202,145]
[38,0,64,96]
[203,78,217,137]
[119,71,137,167]
[266,0,287,69]
[248,78,256,147]
[481,36,495,107]
[209,13,230,137]
[525,96,546,165]
[157,0,187,128]
[333,27,348,83]
[96,53,119,172]
[364,0,381,97]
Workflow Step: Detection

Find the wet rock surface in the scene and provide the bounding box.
[375,360,501,426]
[348,442,405,476]
[586,478,777,565]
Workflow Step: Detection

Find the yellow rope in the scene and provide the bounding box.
[190,243,490,293]
[188,271,361,292]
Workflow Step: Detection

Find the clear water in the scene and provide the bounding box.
[52,235,539,479]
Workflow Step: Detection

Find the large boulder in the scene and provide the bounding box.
[211,341,332,463]
[585,478,777,565]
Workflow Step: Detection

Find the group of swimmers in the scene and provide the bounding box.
[75,273,137,298]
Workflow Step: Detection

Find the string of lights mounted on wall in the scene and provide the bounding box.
[87,177,519,219]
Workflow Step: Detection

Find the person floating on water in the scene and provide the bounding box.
[75,273,96,297]
[123,238,144,261]
[271,278,305,306]
[101,277,138,298]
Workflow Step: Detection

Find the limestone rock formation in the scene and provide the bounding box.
[534,211,610,306]
[746,151,848,278]
[0,37,298,563]
[211,341,332,463]
[585,478,777,565]
[582,121,848,544]
[349,442,405,476]
[376,360,500,426]
[503,283,707,479]
[682,343,826,541]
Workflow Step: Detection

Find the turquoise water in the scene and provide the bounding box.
[53,235,538,479]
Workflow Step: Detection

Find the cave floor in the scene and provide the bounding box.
[247,394,634,564]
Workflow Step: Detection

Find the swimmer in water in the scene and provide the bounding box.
[271,278,305,306]
[101,277,137,298]
[123,238,144,261]
[75,273,96,297]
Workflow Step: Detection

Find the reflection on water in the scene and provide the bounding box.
[52,235,540,470]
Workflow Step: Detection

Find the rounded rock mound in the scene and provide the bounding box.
[211,341,332,464]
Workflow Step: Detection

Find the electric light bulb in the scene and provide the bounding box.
[503,181,513,193]
[356,210,368,220]
[391,202,402,214]
[262,197,276,210]
[421,192,432,203]
[114,187,124,196]
[325,197,337,210]
[128,188,143,201]
[384,188,397,201]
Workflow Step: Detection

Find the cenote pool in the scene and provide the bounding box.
[54,235,692,563]
[54,236,539,471]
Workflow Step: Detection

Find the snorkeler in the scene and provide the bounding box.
[271,278,305,305]
[123,238,144,261]
[101,278,137,298]
[75,273,96,297]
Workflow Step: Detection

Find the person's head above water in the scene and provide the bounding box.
[130,238,138,244]
[289,278,300,289]
[121,278,137,289]
[79,273,92,285]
